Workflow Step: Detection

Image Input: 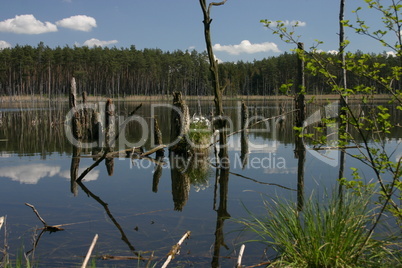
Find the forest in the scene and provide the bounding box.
[0,42,399,97]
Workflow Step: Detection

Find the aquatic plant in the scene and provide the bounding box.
[239,191,401,267]
[188,116,212,152]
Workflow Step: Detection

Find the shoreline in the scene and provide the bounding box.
[0,94,393,103]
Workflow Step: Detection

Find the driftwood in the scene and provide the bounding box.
[161,231,191,268]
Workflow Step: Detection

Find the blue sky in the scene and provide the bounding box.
[0,0,394,62]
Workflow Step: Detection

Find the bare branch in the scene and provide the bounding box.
[208,0,227,16]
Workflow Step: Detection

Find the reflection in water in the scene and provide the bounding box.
[5,100,398,266]
[170,153,191,211]
[70,144,81,196]
[0,164,61,184]
[211,166,230,268]
[295,135,306,211]
[76,180,138,256]
[240,131,249,169]
[152,155,163,193]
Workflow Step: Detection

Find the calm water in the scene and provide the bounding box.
[0,98,400,267]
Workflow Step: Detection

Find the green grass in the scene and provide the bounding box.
[239,191,402,267]
[188,120,212,151]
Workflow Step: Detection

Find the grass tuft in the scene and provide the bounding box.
[240,191,402,267]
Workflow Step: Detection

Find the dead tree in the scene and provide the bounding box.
[199,0,229,164]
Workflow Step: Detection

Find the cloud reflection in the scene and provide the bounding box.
[0,164,99,184]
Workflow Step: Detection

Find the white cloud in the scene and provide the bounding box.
[213,40,281,55]
[386,51,396,57]
[0,41,11,49]
[0,14,57,34]
[266,20,307,28]
[82,38,118,47]
[0,164,60,184]
[56,15,97,32]
[0,163,100,184]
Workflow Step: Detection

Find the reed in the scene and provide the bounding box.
[239,191,402,267]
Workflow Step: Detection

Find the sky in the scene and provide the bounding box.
[0,0,395,62]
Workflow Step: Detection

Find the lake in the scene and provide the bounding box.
[0,97,400,267]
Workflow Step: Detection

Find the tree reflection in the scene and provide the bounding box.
[76,180,138,256]
[211,166,230,268]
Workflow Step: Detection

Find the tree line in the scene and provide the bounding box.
[0,42,398,97]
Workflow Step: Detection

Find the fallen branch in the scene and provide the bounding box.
[140,144,166,157]
[161,231,191,268]
[81,234,98,268]
[100,254,154,261]
[25,203,64,232]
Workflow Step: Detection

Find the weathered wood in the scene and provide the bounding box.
[153,117,164,157]
[70,77,82,139]
[70,145,81,196]
[161,231,191,268]
[72,111,82,139]
[199,0,228,162]
[105,98,115,146]
[91,111,101,141]
[295,42,306,128]
[140,145,167,157]
[169,92,190,154]
[295,42,306,211]
[69,77,77,109]
[81,91,92,139]
[236,244,246,268]
[25,203,64,232]
[241,101,249,130]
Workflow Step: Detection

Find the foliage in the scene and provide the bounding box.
[254,0,402,266]
[262,0,402,218]
[240,191,402,267]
